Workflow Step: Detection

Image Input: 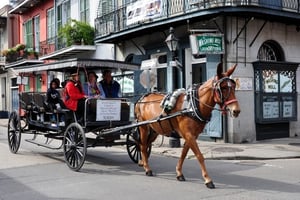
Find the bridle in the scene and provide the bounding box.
[213,77,238,113]
[188,76,238,121]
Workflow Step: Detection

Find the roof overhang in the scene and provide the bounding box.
[9,0,43,15]
[5,59,44,69]
[6,58,140,73]
[39,45,97,60]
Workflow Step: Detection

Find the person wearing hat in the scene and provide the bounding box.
[64,71,88,121]
[99,69,121,98]
[83,71,101,98]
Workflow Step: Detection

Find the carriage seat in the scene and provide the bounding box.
[19,92,34,110]
[32,93,48,113]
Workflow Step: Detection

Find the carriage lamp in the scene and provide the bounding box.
[165,27,179,61]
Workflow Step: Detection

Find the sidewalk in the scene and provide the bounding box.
[1,118,300,160]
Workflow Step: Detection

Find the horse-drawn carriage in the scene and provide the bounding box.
[7,61,240,188]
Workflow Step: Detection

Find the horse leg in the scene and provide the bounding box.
[138,125,153,176]
[185,137,215,189]
[176,141,190,181]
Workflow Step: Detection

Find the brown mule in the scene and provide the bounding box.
[134,63,240,188]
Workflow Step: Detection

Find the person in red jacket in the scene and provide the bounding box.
[64,72,88,122]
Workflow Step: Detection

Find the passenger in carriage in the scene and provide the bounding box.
[46,79,65,111]
[64,71,88,122]
[46,79,65,125]
[83,71,102,98]
[99,69,121,98]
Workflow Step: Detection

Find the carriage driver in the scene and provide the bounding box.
[64,71,88,122]
[99,69,121,98]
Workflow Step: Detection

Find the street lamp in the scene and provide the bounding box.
[165,27,179,61]
[165,27,181,148]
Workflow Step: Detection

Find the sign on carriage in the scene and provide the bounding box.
[96,100,121,121]
[190,34,224,55]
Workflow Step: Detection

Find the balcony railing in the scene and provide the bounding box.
[95,0,300,38]
[39,36,67,57]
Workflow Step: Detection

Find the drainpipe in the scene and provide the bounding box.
[223,15,229,143]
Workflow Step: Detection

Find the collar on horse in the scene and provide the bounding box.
[187,84,211,123]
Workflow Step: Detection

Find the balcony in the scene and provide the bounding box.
[95,0,300,43]
[38,36,96,60]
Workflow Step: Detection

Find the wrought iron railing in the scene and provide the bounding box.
[39,36,67,57]
[95,0,300,38]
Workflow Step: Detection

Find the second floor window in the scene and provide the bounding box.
[24,19,33,49]
[57,0,71,31]
[47,8,55,42]
[80,0,90,22]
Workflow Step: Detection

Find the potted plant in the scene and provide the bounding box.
[59,19,95,46]
[5,48,18,62]
[15,44,26,57]
[25,49,38,59]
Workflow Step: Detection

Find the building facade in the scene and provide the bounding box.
[94,0,300,143]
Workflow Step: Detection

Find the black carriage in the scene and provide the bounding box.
[7,59,151,171]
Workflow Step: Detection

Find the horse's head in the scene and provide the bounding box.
[213,63,241,118]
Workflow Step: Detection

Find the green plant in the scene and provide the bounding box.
[59,19,95,46]
[15,44,26,51]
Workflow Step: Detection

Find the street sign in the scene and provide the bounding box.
[190,34,224,55]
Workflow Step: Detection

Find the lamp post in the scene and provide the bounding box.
[165,27,181,148]
[165,27,179,62]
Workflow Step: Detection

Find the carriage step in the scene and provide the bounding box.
[25,139,63,150]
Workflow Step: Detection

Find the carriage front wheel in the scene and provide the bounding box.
[126,127,151,163]
[7,111,22,153]
[63,122,87,171]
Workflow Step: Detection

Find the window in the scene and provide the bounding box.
[57,0,71,26]
[24,19,33,49]
[80,0,90,22]
[254,41,297,122]
[253,62,297,122]
[47,8,55,43]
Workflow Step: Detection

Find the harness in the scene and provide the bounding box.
[134,76,238,135]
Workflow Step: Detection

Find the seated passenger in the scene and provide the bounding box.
[99,69,121,98]
[64,71,88,122]
[83,71,101,98]
[47,79,65,111]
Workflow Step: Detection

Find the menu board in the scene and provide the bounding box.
[263,101,279,118]
[96,100,121,121]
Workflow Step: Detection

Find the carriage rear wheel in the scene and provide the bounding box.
[126,127,151,163]
[63,123,87,171]
[7,111,22,154]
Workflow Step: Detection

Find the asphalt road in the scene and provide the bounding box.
[1,127,300,200]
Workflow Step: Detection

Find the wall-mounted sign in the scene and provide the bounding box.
[190,34,224,55]
[234,77,252,91]
[16,76,28,85]
[126,0,162,26]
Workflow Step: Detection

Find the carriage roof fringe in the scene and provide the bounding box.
[7,58,140,73]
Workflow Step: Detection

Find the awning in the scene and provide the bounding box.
[39,45,97,60]
[6,58,140,73]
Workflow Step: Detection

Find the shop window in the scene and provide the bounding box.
[254,40,297,123]
[253,62,298,123]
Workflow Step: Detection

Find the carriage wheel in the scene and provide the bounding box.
[7,111,22,154]
[63,123,87,171]
[126,127,151,163]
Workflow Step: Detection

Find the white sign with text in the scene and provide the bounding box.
[96,100,121,121]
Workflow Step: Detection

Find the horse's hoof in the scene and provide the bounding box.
[146,170,153,176]
[205,181,215,189]
[176,175,186,181]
